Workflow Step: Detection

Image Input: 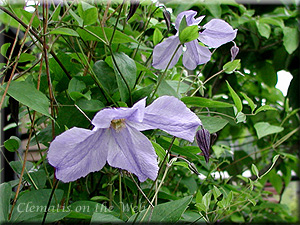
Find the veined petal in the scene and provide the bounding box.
[47,127,109,183]
[152,36,183,70]
[107,124,159,182]
[92,98,146,128]
[140,96,202,142]
[182,40,212,70]
[175,10,205,30]
[199,19,237,48]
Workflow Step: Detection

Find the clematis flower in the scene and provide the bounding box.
[152,10,237,70]
[47,96,201,183]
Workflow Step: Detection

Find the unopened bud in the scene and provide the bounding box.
[196,128,210,163]
[163,9,171,31]
[126,0,140,22]
[230,42,239,61]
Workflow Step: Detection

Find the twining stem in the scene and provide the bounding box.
[119,173,123,220]
[110,0,124,45]
[150,44,182,102]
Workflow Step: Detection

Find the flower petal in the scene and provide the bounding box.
[138,96,201,142]
[152,36,183,70]
[92,98,146,128]
[47,127,109,183]
[182,40,212,70]
[175,10,205,30]
[199,19,237,48]
[107,124,159,182]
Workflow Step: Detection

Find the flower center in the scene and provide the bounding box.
[111,119,126,132]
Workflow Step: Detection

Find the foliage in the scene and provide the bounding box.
[0,0,299,224]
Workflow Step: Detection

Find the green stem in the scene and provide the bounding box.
[150,44,181,102]
[110,1,124,45]
[119,173,123,220]
[42,179,59,225]
[65,182,72,208]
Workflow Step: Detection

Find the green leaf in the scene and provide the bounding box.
[236,112,246,123]
[223,59,240,74]
[91,213,123,223]
[68,78,86,93]
[251,164,260,178]
[283,27,299,54]
[256,20,271,39]
[5,81,51,117]
[93,60,118,95]
[181,96,233,108]
[77,26,137,43]
[76,99,104,112]
[199,115,228,133]
[231,212,245,223]
[4,136,21,152]
[24,169,47,189]
[257,61,277,87]
[153,28,163,46]
[254,105,277,114]
[179,15,188,33]
[19,9,40,28]
[132,84,154,103]
[254,122,284,139]
[69,9,84,27]
[226,81,242,112]
[1,43,11,57]
[212,186,222,200]
[259,17,284,28]
[240,92,257,113]
[202,191,212,212]
[112,52,136,102]
[90,196,110,202]
[0,183,12,224]
[151,141,166,161]
[18,53,35,62]
[78,2,98,25]
[10,189,65,222]
[51,4,61,21]
[179,25,199,44]
[157,79,180,98]
[50,28,79,37]
[268,169,283,195]
[9,161,33,174]
[128,196,193,222]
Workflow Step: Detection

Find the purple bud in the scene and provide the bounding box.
[163,9,171,31]
[126,0,140,22]
[196,128,210,163]
[230,43,239,61]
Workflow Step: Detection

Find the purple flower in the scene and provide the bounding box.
[47,96,201,183]
[152,10,237,70]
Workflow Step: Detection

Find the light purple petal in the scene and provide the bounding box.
[199,19,237,48]
[107,124,159,182]
[152,36,183,70]
[47,127,109,183]
[182,40,212,70]
[92,98,146,128]
[175,10,205,30]
[138,96,202,142]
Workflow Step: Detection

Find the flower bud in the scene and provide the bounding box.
[196,128,210,163]
[126,0,140,22]
[230,43,239,61]
[163,9,171,31]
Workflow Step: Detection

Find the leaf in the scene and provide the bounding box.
[153,28,163,46]
[1,43,11,57]
[257,61,277,87]
[256,20,271,39]
[259,17,284,28]
[10,189,65,222]
[251,164,259,178]
[0,183,11,224]
[78,2,98,25]
[112,52,136,102]
[127,196,193,222]
[255,105,277,114]
[226,81,242,112]
[68,78,86,93]
[202,191,212,212]
[132,84,154,103]
[24,170,47,189]
[4,136,21,152]
[199,115,228,133]
[223,59,240,74]
[76,99,104,112]
[18,53,35,62]
[93,60,118,94]
[181,96,233,108]
[157,79,180,98]
[9,161,33,174]
[151,141,166,161]
[51,4,61,21]
[69,9,84,27]
[283,27,299,54]
[236,112,246,123]
[6,81,51,117]
[50,28,79,37]
[77,26,137,43]
[179,25,199,44]
[254,122,284,139]
[91,213,123,223]
[240,92,257,113]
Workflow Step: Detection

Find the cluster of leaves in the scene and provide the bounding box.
[0,0,299,224]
